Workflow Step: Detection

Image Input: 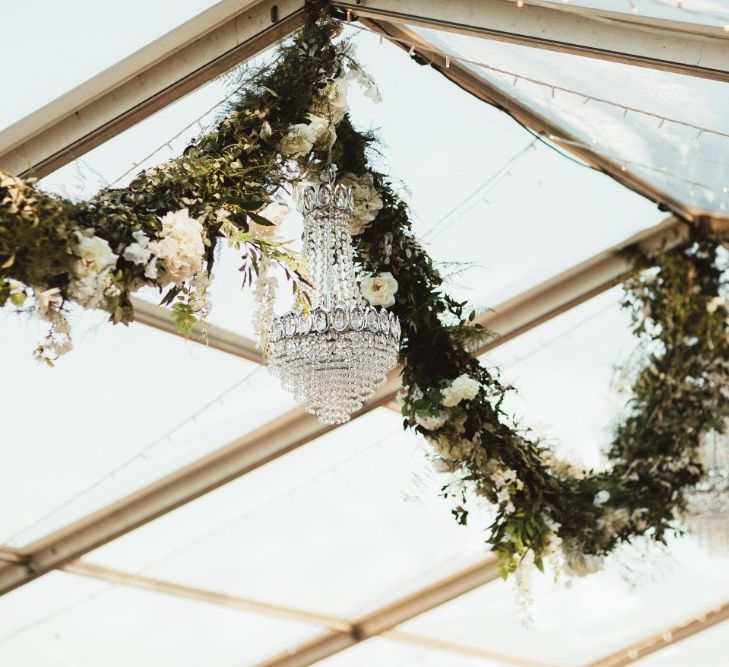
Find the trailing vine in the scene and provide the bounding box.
[1,1,727,577]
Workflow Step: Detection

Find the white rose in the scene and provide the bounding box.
[341,172,383,235]
[71,235,117,277]
[279,124,314,158]
[361,272,398,307]
[311,78,348,125]
[69,269,117,310]
[441,374,480,407]
[148,208,205,285]
[123,231,152,266]
[304,114,337,152]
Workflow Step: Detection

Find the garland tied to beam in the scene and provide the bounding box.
[1,3,727,578]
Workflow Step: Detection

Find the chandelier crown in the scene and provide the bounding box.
[267,165,400,424]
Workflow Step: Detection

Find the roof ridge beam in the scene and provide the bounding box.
[335,0,729,82]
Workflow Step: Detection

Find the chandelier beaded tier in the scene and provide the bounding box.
[267,167,401,424]
[685,425,729,556]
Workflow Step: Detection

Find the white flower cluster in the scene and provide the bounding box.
[310,79,348,124]
[147,208,205,285]
[253,258,278,356]
[415,411,448,431]
[360,271,398,308]
[189,267,213,320]
[279,113,338,159]
[345,61,383,103]
[441,373,481,407]
[429,432,475,462]
[341,172,383,235]
[32,286,72,364]
[122,230,159,280]
[68,234,120,310]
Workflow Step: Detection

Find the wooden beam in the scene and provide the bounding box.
[258,558,501,666]
[61,559,351,632]
[0,0,306,178]
[585,600,729,667]
[131,297,263,364]
[335,0,729,82]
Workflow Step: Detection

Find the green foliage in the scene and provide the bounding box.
[1,0,727,574]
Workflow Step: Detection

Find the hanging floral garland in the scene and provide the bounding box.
[1,1,727,577]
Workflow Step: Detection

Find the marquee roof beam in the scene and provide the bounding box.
[0,215,686,597]
[258,558,502,667]
[360,19,706,223]
[586,599,729,666]
[0,0,306,178]
[61,558,548,666]
[334,0,729,83]
[131,297,263,363]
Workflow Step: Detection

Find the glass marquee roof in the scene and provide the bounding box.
[1,1,728,665]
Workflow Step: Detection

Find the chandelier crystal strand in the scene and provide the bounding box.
[267,166,400,424]
[685,423,729,556]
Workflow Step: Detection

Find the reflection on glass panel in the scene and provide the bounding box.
[0,308,294,547]
[0,0,216,129]
[399,539,729,666]
[412,26,729,215]
[0,570,320,667]
[343,29,666,310]
[87,409,491,618]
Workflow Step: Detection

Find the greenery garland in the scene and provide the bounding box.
[1,2,727,577]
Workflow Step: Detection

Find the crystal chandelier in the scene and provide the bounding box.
[685,424,729,556]
[267,167,400,424]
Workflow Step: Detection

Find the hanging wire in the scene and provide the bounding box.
[422,139,536,241]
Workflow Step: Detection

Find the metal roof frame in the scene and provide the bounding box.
[334,0,729,83]
[2,1,728,663]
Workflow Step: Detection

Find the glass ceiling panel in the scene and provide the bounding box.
[412,26,729,216]
[0,570,320,666]
[0,307,295,547]
[86,408,491,618]
[398,538,729,666]
[0,0,217,128]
